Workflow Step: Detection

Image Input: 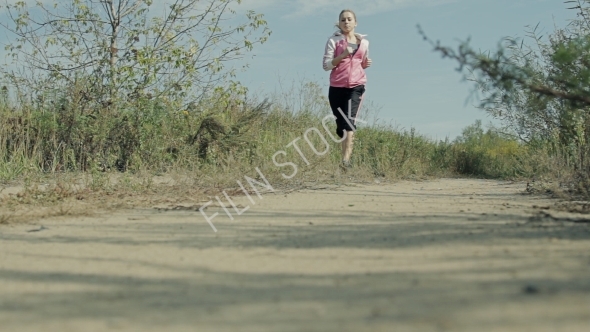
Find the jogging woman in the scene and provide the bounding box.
[323,9,372,169]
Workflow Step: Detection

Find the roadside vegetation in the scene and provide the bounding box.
[422,0,590,198]
[0,80,564,206]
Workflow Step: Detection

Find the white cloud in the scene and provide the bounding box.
[240,0,456,16]
[239,0,279,9]
[297,0,454,16]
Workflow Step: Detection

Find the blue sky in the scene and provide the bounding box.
[236,0,573,140]
[0,0,573,140]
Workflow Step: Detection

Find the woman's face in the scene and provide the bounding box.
[339,11,356,34]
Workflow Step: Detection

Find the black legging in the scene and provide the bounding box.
[328,85,365,138]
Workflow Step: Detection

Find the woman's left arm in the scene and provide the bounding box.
[361,40,372,69]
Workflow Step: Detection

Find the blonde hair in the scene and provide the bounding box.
[334,9,357,32]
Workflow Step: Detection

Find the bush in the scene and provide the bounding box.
[0,79,565,191]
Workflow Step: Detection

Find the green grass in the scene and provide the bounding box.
[1,80,588,201]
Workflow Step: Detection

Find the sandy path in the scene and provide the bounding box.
[0,178,589,332]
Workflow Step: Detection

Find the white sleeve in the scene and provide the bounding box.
[323,38,336,71]
[364,40,370,60]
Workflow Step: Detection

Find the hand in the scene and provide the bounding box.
[332,48,351,67]
[341,47,351,58]
[364,58,372,68]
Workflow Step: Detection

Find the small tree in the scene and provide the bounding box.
[420,0,590,146]
[1,0,270,109]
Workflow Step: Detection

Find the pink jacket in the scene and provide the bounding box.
[323,31,370,88]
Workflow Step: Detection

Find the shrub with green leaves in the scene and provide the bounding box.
[422,0,590,195]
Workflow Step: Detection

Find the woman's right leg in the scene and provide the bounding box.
[328,87,348,139]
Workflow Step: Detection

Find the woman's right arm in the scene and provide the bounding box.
[331,49,350,67]
[323,39,350,71]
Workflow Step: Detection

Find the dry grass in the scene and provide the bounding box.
[1,80,589,225]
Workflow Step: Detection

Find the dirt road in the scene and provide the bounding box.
[1,178,589,332]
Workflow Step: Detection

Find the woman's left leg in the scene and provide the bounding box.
[341,85,365,165]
